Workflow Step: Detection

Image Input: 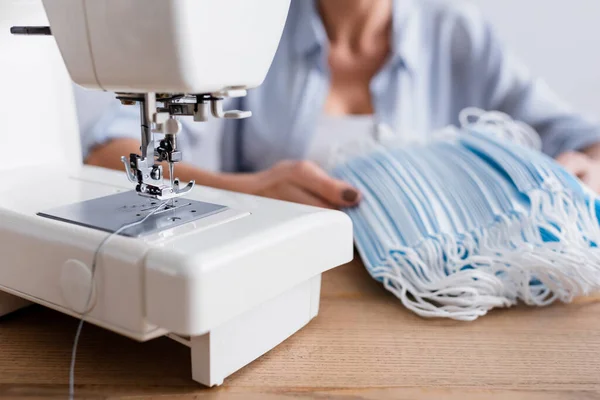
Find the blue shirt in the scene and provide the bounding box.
[82,0,600,173]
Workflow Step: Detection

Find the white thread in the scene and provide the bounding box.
[68,200,168,400]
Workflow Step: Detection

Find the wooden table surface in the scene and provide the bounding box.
[1,259,600,400]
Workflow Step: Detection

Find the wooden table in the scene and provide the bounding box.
[1,260,600,400]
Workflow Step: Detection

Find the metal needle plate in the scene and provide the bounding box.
[37,190,228,237]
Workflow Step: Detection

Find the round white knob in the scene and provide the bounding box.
[60,259,96,314]
[164,118,182,135]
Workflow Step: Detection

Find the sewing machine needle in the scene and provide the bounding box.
[169,162,175,206]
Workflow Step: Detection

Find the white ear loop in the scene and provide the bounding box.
[459,107,543,151]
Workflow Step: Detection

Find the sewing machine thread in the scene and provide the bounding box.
[68,201,169,400]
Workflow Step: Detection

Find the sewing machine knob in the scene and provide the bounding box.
[60,259,96,314]
[150,166,162,180]
[164,118,181,135]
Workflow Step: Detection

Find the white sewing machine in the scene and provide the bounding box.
[0,0,353,386]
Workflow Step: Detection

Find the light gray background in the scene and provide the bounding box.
[471,0,600,117]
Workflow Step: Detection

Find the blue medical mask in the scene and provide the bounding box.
[330,108,600,321]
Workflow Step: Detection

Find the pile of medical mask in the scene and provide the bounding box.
[330,109,600,321]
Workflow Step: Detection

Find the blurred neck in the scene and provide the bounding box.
[317,0,393,52]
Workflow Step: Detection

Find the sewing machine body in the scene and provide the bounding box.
[0,0,353,386]
[0,164,351,385]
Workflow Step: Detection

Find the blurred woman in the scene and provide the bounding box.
[84,0,600,208]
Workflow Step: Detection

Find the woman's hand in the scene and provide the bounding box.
[556,147,600,193]
[244,160,361,209]
[85,139,360,209]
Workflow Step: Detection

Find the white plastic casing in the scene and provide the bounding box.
[2,0,354,387]
[0,166,354,387]
[41,0,291,93]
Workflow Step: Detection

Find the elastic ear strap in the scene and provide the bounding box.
[458,107,542,150]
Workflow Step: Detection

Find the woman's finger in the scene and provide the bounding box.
[556,151,591,179]
[286,161,361,207]
[275,183,335,209]
[582,163,600,193]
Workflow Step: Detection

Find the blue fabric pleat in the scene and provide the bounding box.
[331,127,600,320]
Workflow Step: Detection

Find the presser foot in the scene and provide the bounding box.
[121,155,194,202]
[135,179,195,202]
